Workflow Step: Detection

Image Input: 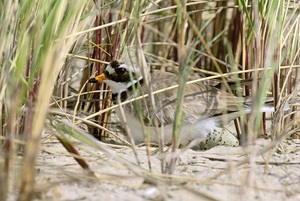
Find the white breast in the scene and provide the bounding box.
[115,105,219,145]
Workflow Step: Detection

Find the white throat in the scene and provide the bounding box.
[104,78,142,94]
[104,80,129,94]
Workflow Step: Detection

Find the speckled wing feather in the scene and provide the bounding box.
[124,70,246,126]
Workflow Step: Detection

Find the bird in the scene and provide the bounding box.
[89,60,272,150]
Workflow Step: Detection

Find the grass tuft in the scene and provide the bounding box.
[0,0,299,200]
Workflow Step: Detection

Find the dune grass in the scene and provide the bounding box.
[0,0,299,200]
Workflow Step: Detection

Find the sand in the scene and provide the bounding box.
[17,134,299,201]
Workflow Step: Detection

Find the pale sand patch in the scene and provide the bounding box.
[18,136,300,201]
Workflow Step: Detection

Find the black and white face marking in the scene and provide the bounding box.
[103,61,143,94]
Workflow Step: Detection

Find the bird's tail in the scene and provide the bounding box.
[213,104,276,126]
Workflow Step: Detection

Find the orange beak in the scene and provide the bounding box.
[89,73,107,83]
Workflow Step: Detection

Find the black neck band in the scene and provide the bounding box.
[112,78,144,104]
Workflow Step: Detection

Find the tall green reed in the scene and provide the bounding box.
[1,1,90,200]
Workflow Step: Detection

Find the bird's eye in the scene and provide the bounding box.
[116,67,126,75]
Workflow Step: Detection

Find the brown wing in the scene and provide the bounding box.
[125,70,245,126]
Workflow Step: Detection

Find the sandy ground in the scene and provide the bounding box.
[11,133,297,201]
